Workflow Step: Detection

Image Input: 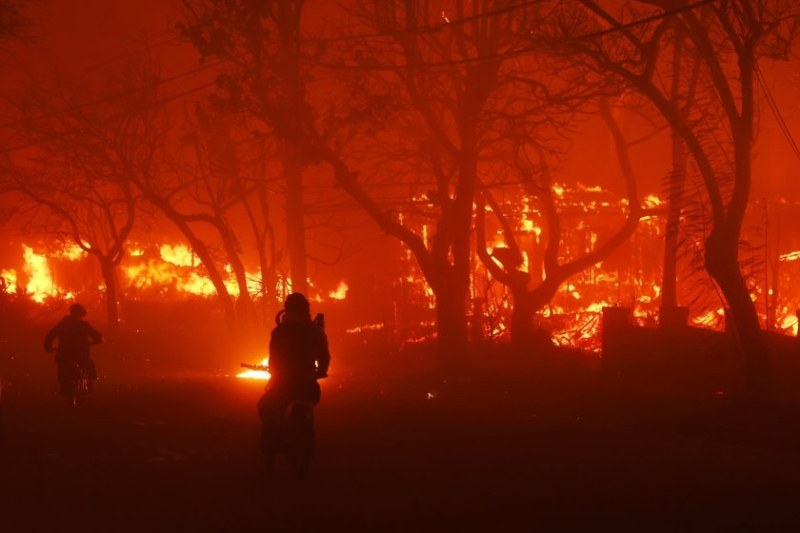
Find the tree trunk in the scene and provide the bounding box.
[282,142,308,295]
[705,227,769,396]
[172,217,238,333]
[435,277,469,375]
[510,288,536,347]
[99,257,119,330]
[660,129,687,325]
[219,225,256,327]
[436,124,478,372]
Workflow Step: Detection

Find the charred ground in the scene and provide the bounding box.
[2,322,800,532]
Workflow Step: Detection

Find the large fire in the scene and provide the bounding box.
[124,244,247,297]
[2,183,799,351]
[23,245,58,303]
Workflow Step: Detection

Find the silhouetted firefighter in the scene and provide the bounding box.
[43,303,102,402]
[258,293,330,476]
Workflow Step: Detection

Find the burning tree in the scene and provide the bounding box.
[1,61,163,327]
[178,0,313,296]
[175,0,498,371]
[316,0,610,368]
[475,104,644,346]
[164,103,280,329]
[174,0,633,370]
[540,0,800,395]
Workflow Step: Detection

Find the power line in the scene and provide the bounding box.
[755,61,800,161]
[302,0,716,70]
[0,1,719,152]
[0,59,226,130]
[306,0,552,44]
[0,81,217,155]
[0,31,179,98]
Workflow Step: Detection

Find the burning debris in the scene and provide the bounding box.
[4,181,800,352]
[238,358,271,380]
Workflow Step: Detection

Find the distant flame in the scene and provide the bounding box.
[346,323,384,334]
[23,246,56,303]
[780,315,798,337]
[328,281,349,300]
[237,358,271,380]
[0,269,17,293]
[692,308,725,327]
[643,194,663,208]
[780,250,800,262]
[9,175,800,355]
[160,244,195,267]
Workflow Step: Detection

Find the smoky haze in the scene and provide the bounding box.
[2,1,800,530]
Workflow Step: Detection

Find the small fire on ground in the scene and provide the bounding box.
[237,358,271,380]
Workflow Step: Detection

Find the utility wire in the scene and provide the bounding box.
[0,1,713,132]
[0,81,217,155]
[0,1,718,151]
[0,59,226,130]
[307,0,552,44]
[755,61,800,161]
[302,0,716,70]
[0,31,179,98]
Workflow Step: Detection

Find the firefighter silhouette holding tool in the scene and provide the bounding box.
[257,293,330,460]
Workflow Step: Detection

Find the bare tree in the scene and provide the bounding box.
[541,0,800,396]
[475,104,644,345]
[660,24,702,327]
[175,0,614,371]
[178,0,311,295]
[168,103,282,328]
[2,61,162,327]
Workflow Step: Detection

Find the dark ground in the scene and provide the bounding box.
[2,342,800,532]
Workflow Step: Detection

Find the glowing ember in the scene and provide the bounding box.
[578,183,603,193]
[780,250,800,262]
[237,358,271,380]
[0,269,17,294]
[692,308,725,328]
[328,281,349,300]
[779,315,798,336]
[346,323,384,334]
[643,194,663,208]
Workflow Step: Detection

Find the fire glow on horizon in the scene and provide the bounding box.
[3,185,800,347]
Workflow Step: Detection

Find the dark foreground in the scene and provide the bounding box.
[2,361,800,532]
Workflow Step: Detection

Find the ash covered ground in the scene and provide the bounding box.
[2,327,800,532]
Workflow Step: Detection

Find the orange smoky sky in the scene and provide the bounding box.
[3,1,798,196]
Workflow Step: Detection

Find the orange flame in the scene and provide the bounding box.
[0,269,17,293]
[328,281,348,300]
[237,358,271,380]
[160,244,195,267]
[23,246,56,303]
